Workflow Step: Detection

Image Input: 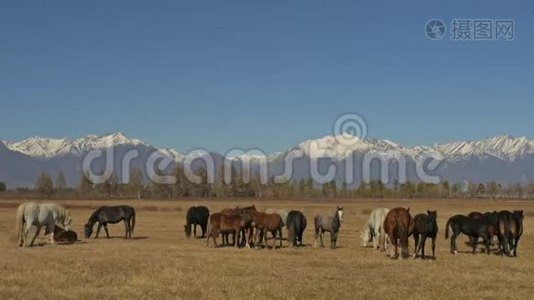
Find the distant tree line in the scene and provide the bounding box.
[25,167,534,200]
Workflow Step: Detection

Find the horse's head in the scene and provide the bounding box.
[336,206,344,223]
[360,227,371,247]
[84,223,93,238]
[62,214,72,231]
[184,225,192,238]
[427,210,437,220]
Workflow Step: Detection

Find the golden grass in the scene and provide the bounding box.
[0,198,533,299]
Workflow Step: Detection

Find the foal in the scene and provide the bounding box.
[412,210,438,259]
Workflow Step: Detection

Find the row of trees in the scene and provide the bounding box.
[31,168,534,200]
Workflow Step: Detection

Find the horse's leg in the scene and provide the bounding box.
[124,220,129,239]
[279,228,283,249]
[330,231,334,249]
[193,224,197,238]
[103,224,110,239]
[431,236,436,259]
[319,230,325,248]
[29,226,41,247]
[234,229,241,248]
[413,233,420,259]
[450,232,457,254]
[95,223,102,238]
[22,221,32,247]
[471,236,477,254]
[482,236,491,255]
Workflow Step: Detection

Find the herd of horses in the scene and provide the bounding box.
[185,205,343,249]
[14,202,524,259]
[361,207,524,259]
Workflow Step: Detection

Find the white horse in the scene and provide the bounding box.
[15,202,72,247]
[265,208,289,226]
[360,208,390,251]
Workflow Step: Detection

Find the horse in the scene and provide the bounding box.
[511,210,524,256]
[286,210,307,247]
[243,210,283,249]
[210,212,253,248]
[497,210,523,256]
[184,206,210,238]
[15,202,72,247]
[217,206,256,246]
[412,210,438,259]
[381,207,413,259]
[467,211,498,247]
[445,215,494,255]
[84,206,136,239]
[314,207,344,249]
[360,208,389,251]
[45,225,78,244]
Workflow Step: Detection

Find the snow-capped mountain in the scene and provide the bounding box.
[6,133,147,158]
[0,133,532,187]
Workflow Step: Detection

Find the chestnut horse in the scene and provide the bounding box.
[45,225,78,244]
[206,212,252,248]
[244,210,283,249]
[381,207,413,259]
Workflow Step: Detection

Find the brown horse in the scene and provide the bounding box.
[206,208,255,248]
[244,210,283,249]
[381,207,413,259]
[45,225,78,244]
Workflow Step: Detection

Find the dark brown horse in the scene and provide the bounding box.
[381,207,413,259]
[244,210,283,249]
[45,225,78,244]
[412,210,438,259]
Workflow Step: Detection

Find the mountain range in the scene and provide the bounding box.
[0,132,533,188]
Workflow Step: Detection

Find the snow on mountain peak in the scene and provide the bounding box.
[6,133,148,158]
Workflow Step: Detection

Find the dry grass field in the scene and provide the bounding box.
[0,198,533,299]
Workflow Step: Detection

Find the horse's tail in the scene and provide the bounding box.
[378,223,387,251]
[287,222,295,246]
[15,204,25,245]
[445,218,452,239]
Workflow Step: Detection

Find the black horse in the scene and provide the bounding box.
[412,210,438,259]
[184,206,210,238]
[84,206,136,239]
[286,210,307,247]
[445,214,494,254]
[497,210,524,256]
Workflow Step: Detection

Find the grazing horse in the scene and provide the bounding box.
[314,207,344,249]
[360,208,389,251]
[15,202,72,247]
[184,206,210,238]
[445,215,494,254]
[412,210,438,259]
[286,210,307,247]
[45,225,78,244]
[497,210,523,256]
[218,206,256,246]
[84,206,136,239]
[381,207,413,259]
[209,212,252,248]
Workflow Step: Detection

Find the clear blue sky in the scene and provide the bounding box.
[1,1,532,153]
